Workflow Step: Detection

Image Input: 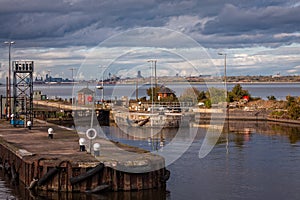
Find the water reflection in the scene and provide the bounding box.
[76,120,300,154]
[203,120,300,153]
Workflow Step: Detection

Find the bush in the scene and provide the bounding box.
[228,84,250,102]
[204,99,212,108]
[288,104,300,120]
[271,110,284,117]
[206,87,226,104]
[267,95,276,100]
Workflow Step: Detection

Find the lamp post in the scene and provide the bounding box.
[87,86,102,154]
[98,66,105,103]
[218,52,229,154]
[147,60,155,127]
[218,52,227,97]
[4,41,15,118]
[147,60,157,88]
[69,68,75,82]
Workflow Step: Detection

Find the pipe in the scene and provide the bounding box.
[70,163,104,185]
[37,167,60,186]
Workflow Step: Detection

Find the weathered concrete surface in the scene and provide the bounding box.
[0,119,168,192]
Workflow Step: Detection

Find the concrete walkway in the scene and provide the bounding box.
[0,119,165,172]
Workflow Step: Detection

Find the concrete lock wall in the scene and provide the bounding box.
[0,141,168,192]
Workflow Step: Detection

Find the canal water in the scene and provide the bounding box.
[1,121,300,199]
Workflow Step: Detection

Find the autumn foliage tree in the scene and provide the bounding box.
[228,84,250,102]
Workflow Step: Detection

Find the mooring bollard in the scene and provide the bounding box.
[11,114,16,127]
[93,143,100,156]
[27,120,32,130]
[48,128,53,139]
[79,138,86,152]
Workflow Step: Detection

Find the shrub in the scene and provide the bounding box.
[287,104,300,120]
[267,95,276,100]
[228,84,250,102]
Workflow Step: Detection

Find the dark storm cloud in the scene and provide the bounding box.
[0,0,300,48]
[202,4,300,36]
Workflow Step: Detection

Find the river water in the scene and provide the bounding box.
[0,82,298,100]
[1,83,300,199]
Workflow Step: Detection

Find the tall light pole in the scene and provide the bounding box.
[98,66,105,103]
[148,60,157,88]
[4,41,15,118]
[147,60,155,127]
[218,53,227,98]
[69,68,75,82]
[154,60,157,88]
[218,52,229,155]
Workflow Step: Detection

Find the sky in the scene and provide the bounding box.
[1,0,300,82]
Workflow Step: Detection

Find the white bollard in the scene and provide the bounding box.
[48,128,54,139]
[93,143,101,156]
[27,120,32,130]
[79,138,86,152]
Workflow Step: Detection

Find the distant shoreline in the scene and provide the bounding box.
[0,81,300,87]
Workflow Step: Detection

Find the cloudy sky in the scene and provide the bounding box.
[1,0,300,82]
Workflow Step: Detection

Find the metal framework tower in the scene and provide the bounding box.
[12,61,34,125]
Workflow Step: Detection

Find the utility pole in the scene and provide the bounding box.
[154,60,157,88]
[4,41,15,118]
[218,52,228,155]
[147,60,157,87]
[69,68,75,82]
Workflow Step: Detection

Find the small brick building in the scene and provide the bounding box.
[77,87,94,105]
[157,86,175,99]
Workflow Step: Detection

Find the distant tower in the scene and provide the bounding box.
[137,70,143,78]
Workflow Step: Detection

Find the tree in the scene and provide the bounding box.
[179,87,200,104]
[267,95,276,101]
[197,91,207,101]
[229,84,250,102]
[286,95,296,107]
[206,87,226,104]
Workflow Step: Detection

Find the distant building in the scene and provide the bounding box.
[272,73,281,78]
[34,76,45,84]
[77,88,94,105]
[137,70,143,78]
[34,74,73,84]
[33,90,47,100]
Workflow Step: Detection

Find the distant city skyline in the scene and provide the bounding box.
[1,0,300,83]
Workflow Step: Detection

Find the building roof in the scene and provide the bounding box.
[157,86,175,94]
[78,87,94,95]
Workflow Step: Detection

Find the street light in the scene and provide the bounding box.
[147,60,157,88]
[218,53,227,97]
[69,68,76,82]
[98,66,105,102]
[4,41,15,118]
[218,52,229,155]
[147,60,157,128]
[90,85,104,128]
